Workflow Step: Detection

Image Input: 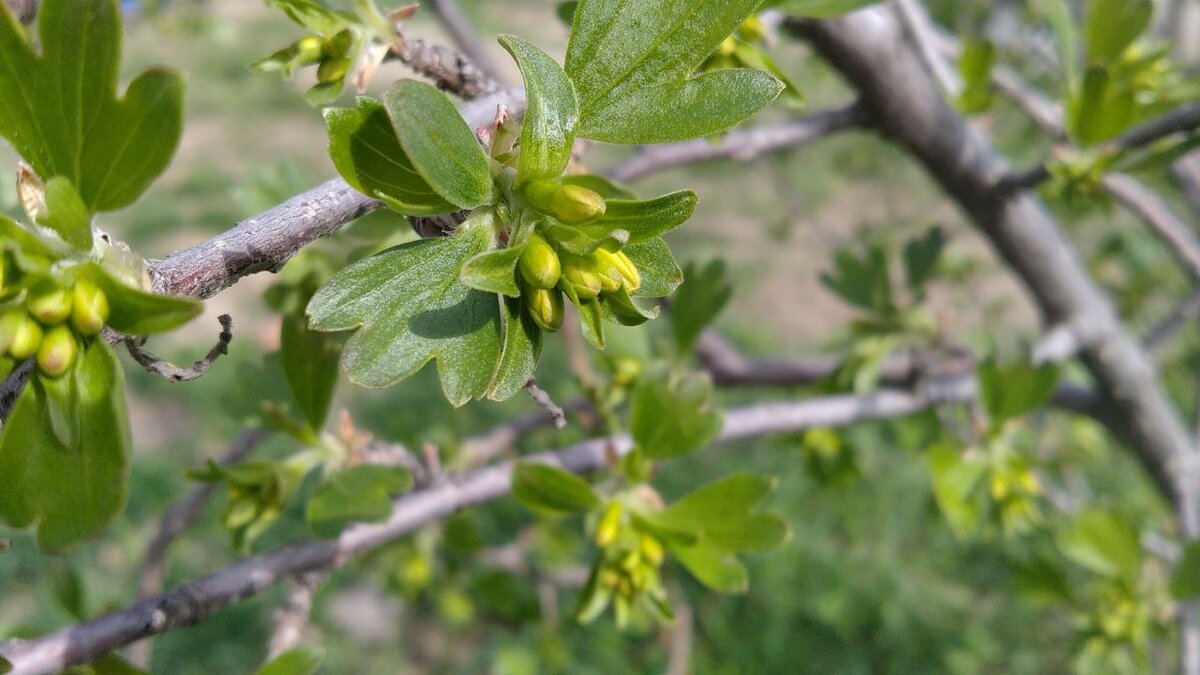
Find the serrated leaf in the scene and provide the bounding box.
[671,259,733,353]
[668,538,748,592]
[40,178,92,251]
[307,213,503,405]
[821,245,893,313]
[512,462,600,515]
[281,313,343,431]
[1085,0,1153,65]
[978,359,1061,426]
[325,97,459,216]
[0,340,130,552]
[490,296,541,401]
[500,34,579,184]
[307,465,412,538]
[0,0,183,212]
[257,647,325,675]
[902,226,946,298]
[623,238,682,298]
[564,0,782,143]
[630,367,722,459]
[75,263,202,335]
[384,80,493,209]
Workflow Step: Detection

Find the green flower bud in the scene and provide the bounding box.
[9,314,43,360]
[296,36,324,63]
[518,233,561,289]
[71,279,110,336]
[588,250,623,294]
[594,502,623,548]
[525,286,564,332]
[560,256,603,301]
[317,56,352,84]
[0,309,24,354]
[595,249,641,293]
[323,29,355,58]
[27,285,72,325]
[718,35,737,56]
[639,533,664,567]
[37,325,76,377]
[738,15,766,42]
[524,180,607,224]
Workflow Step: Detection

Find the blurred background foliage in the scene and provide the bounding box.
[3,0,1200,672]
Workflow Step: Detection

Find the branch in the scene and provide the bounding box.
[0,393,985,674]
[388,32,503,100]
[424,0,509,86]
[607,105,869,183]
[1100,173,1200,282]
[265,572,326,662]
[124,314,234,382]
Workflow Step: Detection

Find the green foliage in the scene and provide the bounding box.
[978,358,1062,429]
[512,463,601,516]
[75,264,201,335]
[630,367,723,460]
[280,313,342,431]
[1084,0,1153,66]
[669,259,733,353]
[956,39,996,114]
[0,0,183,212]
[1170,542,1200,598]
[257,647,324,675]
[564,0,782,143]
[1059,508,1141,583]
[0,340,130,552]
[500,34,579,184]
[307,465,413,538]
[772,0,884,17]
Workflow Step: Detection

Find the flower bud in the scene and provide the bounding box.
[518,233,561,289]
[317,56,352,84]
[0,309,24,354]
[560,256,603,301]
[71,279,109,336]
[609,250,641,293]
[524,180,606,224]
[525,286,564,332]
[639,533,664,567]
[588,250,623,294]
[9,314,43,360]
[738,15,767,42]
[295,36,324,64]
[37,325,76,377]
[594,502,622,548]
[27,285,72,325]
[718,35,737,56]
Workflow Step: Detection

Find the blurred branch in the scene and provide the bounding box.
[0,391,1002,674]
[607,105,869,183]
[387,31,503,99]
[423,0,509,85]
[266,571,327,662]
[124,314,234,382]
[1099,173,1200,282]
[1143,288,1200,356]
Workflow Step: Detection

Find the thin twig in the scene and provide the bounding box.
[523,378,567,430]
[124,315,234,382]
[424,0,508,85]
[1143,288,1200,356]
[266,571,327,662]
[387,32,502,99]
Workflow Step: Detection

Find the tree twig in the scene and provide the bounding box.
[423,0,508,86]
[265,571,327,662]
[522,378,567,430]
[124,315,234,382]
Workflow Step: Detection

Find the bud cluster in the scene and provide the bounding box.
[0,277,110,378]
[578,501,670,627]
[515,181,643,333]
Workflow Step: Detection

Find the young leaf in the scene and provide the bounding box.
[902,226,946,299]
[0,340,130,552]
[564,0,782,143]
[630,368,723,459]
[589,191,697,243]
[927,443,985,538]
[1085,0,1152,65]
[460,244,526,298]
[0,0,183,212]
[1058,508,1141,582]
[325,97,459,216]
[384,80,494,209]
[489,296,542,401]
[40,178,92,251]
[670,259,733,353]
[667,538,749,593]
[623,238,683,298]
[257,647,325,675]
[281,313,343,431]
[956,39,996,114]
[499,34,579,184]
[603,286,658,327]
[654,473,788,551]
[977,359,1061,426]
[75,263,202,335]
[820,245,893,313]
[306,465,413,538]
[307,213,503,405]
[512,462,601,515]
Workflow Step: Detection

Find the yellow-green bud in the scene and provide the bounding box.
[518,234,561,289]
[524,180,607,224]
[71,279,109,336]
[525,286,564,332]
[718,35,738,56]
[560,256,603,300]
[588,250,623,293]
[295,36,324,63]
[0,309,24,354]
[27,286,72,325]
[317,56,352,84]
[37,325,76,377]
[9,314,43,360]
[639,533,664,567]
[601,249,641,293]
[738,15,767,42]
[594,502,623,547]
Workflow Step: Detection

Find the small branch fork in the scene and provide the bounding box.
[124,314,234,382]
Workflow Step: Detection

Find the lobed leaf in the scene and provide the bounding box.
[670,259,733,353]
[630,367,723,460]
[512,462,601,515]
[281,313,344,431]
[306,465,413,538]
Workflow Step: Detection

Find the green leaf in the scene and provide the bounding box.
[1068,65,1135,145]
[590,191,697,243]
[490,296,542,401]
[499,34,579,184]
[51,563,87,620]
[1037,0,1078,85]
[902,226,946,299]
[1171,543,1200,598]
[266,0,347,33]
[977,359,1061,426]
[0,340,130,552]
[670,259,733,353]
[384,80,493,209]
[1059,508,1141,581]
[512,462,600,515]
[257,647,325,675]
[0,0,183,212]
[460,244,525,298]
[564,0,782,143]
[820,245,893,313]
[560,174,636,199]
[40,178,92,251]
[730,43,805,109]
[774,0,883,17]
[576,297,606,348]
[75,263,202,335]
[667,538,748,592]
[307,465,413,538]
[655,473,788,552]
[1085,0,1153,65]
[281,314,343,431]
[602,286,658,327]
[623,238,683,298]
[307,213,503,405]
[630,367,723,459]
[956,39,996,114]
[927,443,985,538]
[325,97,459,216]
